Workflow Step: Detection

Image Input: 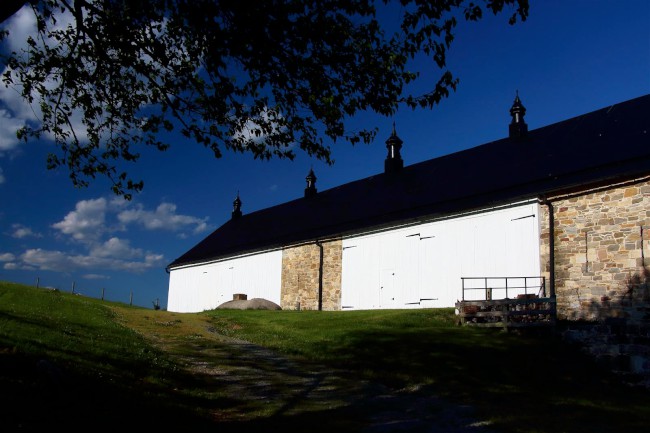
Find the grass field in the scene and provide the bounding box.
[1,280,648,432]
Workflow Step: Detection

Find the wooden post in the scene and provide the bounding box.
[71,281,75,294]
[36,277,39,288]
[101,287,105,301]
[129,291,133,306]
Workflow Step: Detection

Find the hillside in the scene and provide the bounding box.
[1,281,648,432]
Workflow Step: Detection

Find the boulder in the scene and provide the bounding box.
[216,298,281,310]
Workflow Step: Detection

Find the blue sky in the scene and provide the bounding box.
[1,1,648,309]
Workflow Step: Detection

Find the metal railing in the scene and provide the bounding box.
[460,276,546,301]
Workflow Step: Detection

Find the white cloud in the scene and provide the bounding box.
[52,197,107,241]
[3,196,207,276]
[18,247,165,273]
[0,5,90,156]
[52,196,209,243]
[232,106,289,146]
[82,273,110,280]
[11,223,41,239]
[0,7,40,151]
[89,237,143,260]
[0,109,27,152]
[3,5,38,53]
[0,70,37,121]
[20,248,71,271]
[0,65,38,152]
[118,202,210,234]
[0,253,16,261]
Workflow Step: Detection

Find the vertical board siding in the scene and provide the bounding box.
[341,203,541,310]
[167,250,282,313]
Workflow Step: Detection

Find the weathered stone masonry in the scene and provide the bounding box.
[539,178,650,321]
[280,239,342,310]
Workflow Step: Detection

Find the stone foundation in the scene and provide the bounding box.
[560,318,650,387]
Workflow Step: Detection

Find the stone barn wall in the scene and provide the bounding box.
[539,178,650,321]
[539,178,650,384]
[280,239,342,311]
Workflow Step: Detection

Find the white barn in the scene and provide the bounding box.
[168,250,282,313]
[168,94,650,320]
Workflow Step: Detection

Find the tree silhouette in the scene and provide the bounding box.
[0,0,528,199]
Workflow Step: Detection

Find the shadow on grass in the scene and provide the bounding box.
[0,347,479,433]
[319,326,650,433]
[3,326,649,433]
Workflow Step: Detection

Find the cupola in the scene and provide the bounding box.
[231,192,242,220]
[509,91,528,139]
[384,123,404,174]
[304,168,317,198]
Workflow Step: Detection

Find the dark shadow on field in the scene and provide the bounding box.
[319,325,650,433]
[0,337,496,433]
[3,325,649,433]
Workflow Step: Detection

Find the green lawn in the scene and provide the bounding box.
[204,308,650,432]
[1,280,648,432]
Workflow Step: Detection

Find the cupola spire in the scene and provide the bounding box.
[231,192,242,220]
[384,122,404,174]
[304,167,317,198]
[509,91,528,139]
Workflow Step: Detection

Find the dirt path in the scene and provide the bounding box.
[114,307,500,432]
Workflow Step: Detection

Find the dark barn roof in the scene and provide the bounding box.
[169,94,650,269]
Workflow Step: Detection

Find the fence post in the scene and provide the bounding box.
[461,278,465,301]
[524,276,527,296]
[71,281,75,294]
[101,287,105,301]
[129,291,133,306]
[36,277,39,288]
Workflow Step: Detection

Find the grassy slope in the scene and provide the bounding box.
[0,282,215,430]
[1,281,648,432]
[202,309,650,433]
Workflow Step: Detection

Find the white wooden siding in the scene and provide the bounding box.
[341,203,541,310]
[167,250,282,313]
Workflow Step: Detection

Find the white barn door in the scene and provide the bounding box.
[380,268,397,307]
[341,202,541,310]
